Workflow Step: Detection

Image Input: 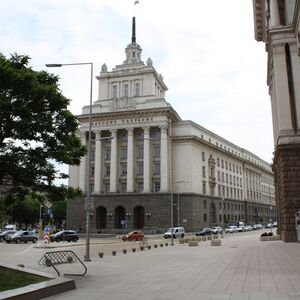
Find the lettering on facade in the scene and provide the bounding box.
[93,117,154,126]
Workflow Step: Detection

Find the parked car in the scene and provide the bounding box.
[122,231,144,241]
[245,225,253,231]
[50,230,79,242]
[5,231,37,243]
[225,226,238,233]
[265,223,274,228]
[211,226,222,234]
[253,224,263,230]
[163,227,185,239]
[4,224,17,231]
[238,225,246,232]
[195,228,213,236]
[0,230,17,242]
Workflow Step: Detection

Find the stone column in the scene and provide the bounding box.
[143,127,151,192]
[160,126,169,192]
[127,128,134,192]
[269,0,280,28]
[93,132,102,194]
[110,129,118,193]
[79,132,87,192]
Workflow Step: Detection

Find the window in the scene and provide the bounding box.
[121,164,127,175]
[105,183,110,193]
[225,161,228,170]
[121,133,128,142]
[137,163,143,175]
[217,158,220,167]
[203,181,206,195]
[204,213,207,222]
[121,148,127,159]
[123,83,129,97]
[137,147,144,158]
[137,182,143,193]
[106,165,110,176]
[135,82,140,96]
[203,199,207,209]
[154,163,160,174]
[219,202,222,209]
[202,151,205,161]
[106,148,111,159]
[202,166,206,178]
[137,131,144,141]
[221,160,224,168]
[121,183,126,193]
[112,85,117,98]
[154,182,160,192]
[153,146,160,157]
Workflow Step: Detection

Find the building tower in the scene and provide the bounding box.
[253,0,300,241]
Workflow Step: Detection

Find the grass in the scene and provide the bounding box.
[0,266,50,292]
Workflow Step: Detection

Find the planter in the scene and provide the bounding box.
[122,249,127,254]
[98,252,104,258]
[154,244,157,248]
[188,241,199,246]
[160,243,163,247]
[132,248,136,252]
[165,243,168,246]
[147,245,151,250]
[211,239,221,246]
[213,235,218,240]
[179,238,185,244]
[140,246,144,251]
[112,250,117,256]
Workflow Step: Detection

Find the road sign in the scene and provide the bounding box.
[46,208,52,215]
[44,199,52,208]
[44,225,51,233]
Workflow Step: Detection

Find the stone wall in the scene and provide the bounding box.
[273,143,300,242]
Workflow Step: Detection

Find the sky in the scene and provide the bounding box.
[1,0,274,164]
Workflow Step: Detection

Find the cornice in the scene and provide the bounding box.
[253,0,266,42]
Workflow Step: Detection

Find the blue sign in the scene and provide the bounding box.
[44,225,51,233]
[46,208,52,215]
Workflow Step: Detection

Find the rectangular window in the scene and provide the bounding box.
[203,181,206,195]
[202,166,206,178]
[202,151,205,161]
[217,158,220,167]
[106,148,111,159]
[121,183,126,193]
[123,83,129,97]
[204,213,207,222]
[105,183,110,193]
[106,165,110,176]
[153,146,160,157]
[137,147,144,158]
[112,85,117,98]
[203,199,207,209]
[121,148,127,159]
[137,163,143,175]
[154,182,160,192]
[135,82,140,96]
[121,164,127,175]
[154,163,160,174]
[225,161,228,170]
[137,182,143,193]
[221,160,224,168]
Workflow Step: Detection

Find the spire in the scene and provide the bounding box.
[132,17,136,43]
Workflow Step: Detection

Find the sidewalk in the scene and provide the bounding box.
[39,231,300,300]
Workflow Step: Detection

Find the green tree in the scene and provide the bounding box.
[0,53,86,204]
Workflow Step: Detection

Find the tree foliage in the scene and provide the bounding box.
[0,53,86,204]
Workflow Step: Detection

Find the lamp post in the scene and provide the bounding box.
[46,62,93,261]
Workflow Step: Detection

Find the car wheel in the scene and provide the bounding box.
[0,237,3,242]
[164,236,168,239]
[128,237,132,241]
[33,238,37,243]
[73,237,78,242]
[16,238,21,243]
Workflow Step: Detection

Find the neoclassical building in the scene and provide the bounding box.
[67,17,276,233]
[253,0,300,241]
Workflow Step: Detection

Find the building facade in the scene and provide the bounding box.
[253,0,300,241]
[67,17,276,233]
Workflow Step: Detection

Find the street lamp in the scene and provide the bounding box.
[46,62,93,261]
[175,180,189,227]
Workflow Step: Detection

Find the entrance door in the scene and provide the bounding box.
[134,206,145,229]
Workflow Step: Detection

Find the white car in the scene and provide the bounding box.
[225,226,238,233]
[211,226,222,234]
[238,225,246,232]
[245,225,253,231]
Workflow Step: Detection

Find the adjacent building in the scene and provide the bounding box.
[253,0,300,241]
[67,17,276,233]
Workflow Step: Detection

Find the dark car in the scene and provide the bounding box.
[0,230,17,242]
[122,231,144,241]
[50,230,79,242]
[5,231,37,243]
[195,228,213,236]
